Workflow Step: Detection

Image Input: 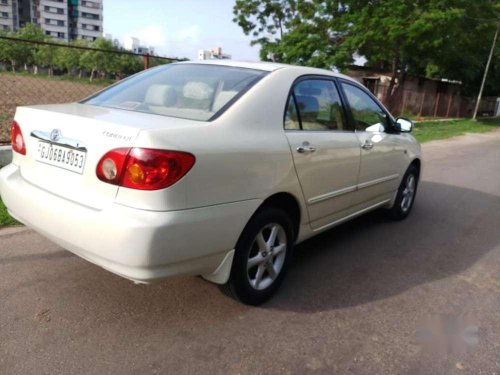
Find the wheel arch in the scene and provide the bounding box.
[258,192,302,242]
[410,158,421,178]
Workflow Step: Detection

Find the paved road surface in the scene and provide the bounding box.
[1,131,500,374]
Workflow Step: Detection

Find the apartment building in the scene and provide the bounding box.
[198,47,231,61]
[0,0,102,41]
[0,0,18,31]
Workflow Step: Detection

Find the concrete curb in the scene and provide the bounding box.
[0,145,12,167]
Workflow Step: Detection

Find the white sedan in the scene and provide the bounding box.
[0,61,421,305]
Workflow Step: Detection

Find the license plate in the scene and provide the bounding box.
[36,141,87,174]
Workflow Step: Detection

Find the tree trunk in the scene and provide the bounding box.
[385,57,399,107]
[34,65,38,75]
[10,60,16,73]
[385,57,408,112]
[90,67,95,82]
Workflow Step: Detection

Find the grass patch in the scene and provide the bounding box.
[0,195,19,227]
[413,118,500,143]
[0,70,114,86]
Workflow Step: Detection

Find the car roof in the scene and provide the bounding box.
[176,60,356,83]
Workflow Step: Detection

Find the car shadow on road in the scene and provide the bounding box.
[266,180,500,312]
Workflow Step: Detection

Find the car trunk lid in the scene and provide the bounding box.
[14,103,154,209]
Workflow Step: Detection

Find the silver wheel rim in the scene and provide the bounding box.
[246,223,287,291]
[401,174,416,212]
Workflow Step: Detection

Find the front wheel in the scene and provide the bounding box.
[220,207,294,305]
[389,164,419,220]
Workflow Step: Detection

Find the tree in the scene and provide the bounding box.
[80,38,118,81]
[34,38,60,76]
[12,24,45,72]
[233,0,500,102]
[55,39,87,76]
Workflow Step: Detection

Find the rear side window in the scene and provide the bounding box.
[284,95,300,130]
[285,79,346,131]
[84,64,267,121]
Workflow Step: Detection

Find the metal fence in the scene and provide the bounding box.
[372,84,498,120]
[0,37,179,143]
[0,37,498,143]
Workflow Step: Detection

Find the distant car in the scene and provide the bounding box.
[0,61,421,305]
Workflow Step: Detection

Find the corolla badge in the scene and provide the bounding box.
[50,129,62,142]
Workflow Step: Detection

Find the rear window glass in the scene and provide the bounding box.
[84,64,267,121]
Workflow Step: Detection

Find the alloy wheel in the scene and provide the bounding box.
[246,223,287,290]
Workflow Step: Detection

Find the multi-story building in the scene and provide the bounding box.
[123,37,154,55]
[198,47,231,61]
[0,0,102,41]
[0,0,19,31]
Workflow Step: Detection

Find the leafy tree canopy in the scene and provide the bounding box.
[234,0,500,96]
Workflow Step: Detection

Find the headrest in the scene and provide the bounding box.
[183,82,213,100]
[297,87,322,96]
[144,84,176,106]
[295,95,319,114]
[212,91,238,112]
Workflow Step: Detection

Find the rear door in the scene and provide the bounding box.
[284,77,360,230]
[339,81,406,207]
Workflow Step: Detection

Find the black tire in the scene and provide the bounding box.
[389,164,419,220]
[219,207,294,305]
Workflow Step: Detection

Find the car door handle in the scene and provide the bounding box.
[296,145,317,154]
[361,140,374,150]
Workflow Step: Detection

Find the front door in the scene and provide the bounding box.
[340,81,405,207]
[284,78,361,230]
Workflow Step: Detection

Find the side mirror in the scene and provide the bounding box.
[395,117,413,133]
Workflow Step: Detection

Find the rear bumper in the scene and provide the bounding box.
[0,164,261,282]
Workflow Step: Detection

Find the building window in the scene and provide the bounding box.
[0,0,7,5]
[45,30,51,35]
[81,12,99,20]
[57,20,64,26]
[82,1,101,8]
[0,12,8,18]
[57,32,65,38]
[44,6,64,15]
[82,23,100,31]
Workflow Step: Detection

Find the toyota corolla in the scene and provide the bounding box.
[0,61,421,305]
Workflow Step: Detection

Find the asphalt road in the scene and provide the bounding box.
[1,131,500,375]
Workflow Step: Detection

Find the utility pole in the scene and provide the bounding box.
[473,24,499,120]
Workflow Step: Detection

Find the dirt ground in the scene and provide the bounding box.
[0,74,107,142]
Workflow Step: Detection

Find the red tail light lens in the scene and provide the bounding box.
[96,148,195,190]
[11,121,26,155]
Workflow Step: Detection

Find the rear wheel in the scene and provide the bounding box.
[220,207,294,305]
[389,165,419,220]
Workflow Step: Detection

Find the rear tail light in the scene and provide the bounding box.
[96,148,195,190]
[11,121,26,155]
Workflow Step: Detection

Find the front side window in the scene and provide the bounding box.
[291,79,346,131]
[85,64,267,121]
[341,83,390,131]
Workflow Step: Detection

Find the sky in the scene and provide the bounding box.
[103,0,261,61]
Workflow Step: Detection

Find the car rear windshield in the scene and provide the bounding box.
[84,64,267,121]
